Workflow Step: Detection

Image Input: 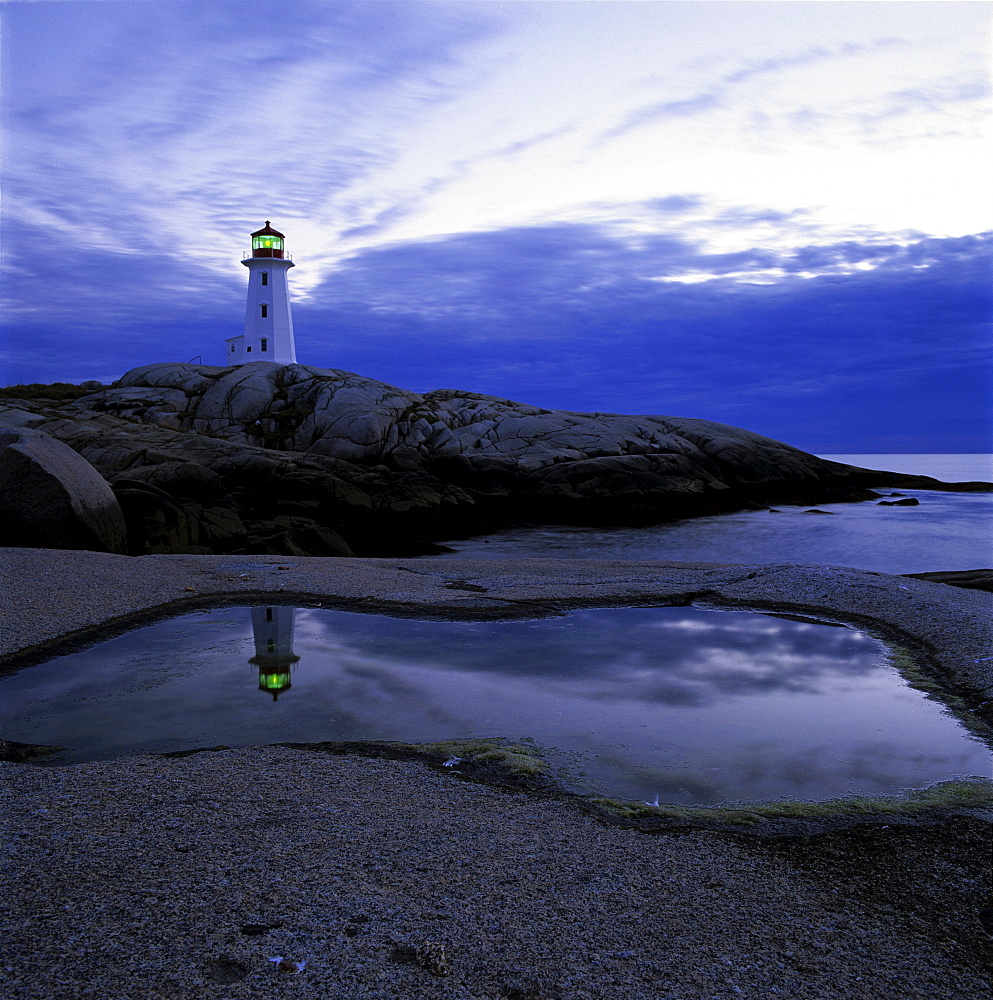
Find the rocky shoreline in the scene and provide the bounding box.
[3,364,988,560]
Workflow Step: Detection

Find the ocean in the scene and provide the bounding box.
[433,454,993,575]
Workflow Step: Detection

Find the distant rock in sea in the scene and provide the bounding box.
[0,361,987,558]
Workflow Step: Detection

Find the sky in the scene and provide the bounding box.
[1,0,991,453]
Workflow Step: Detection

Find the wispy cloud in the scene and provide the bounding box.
[721,37,907,84]
[598,38,913,144]
[598,92,721,141]
[3,1,501,275]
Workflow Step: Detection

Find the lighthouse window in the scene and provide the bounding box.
[260,338,268,352]
[261,304,268,318]
[261,272,268,286]
[229,344,235,353]
[246,346,252,353]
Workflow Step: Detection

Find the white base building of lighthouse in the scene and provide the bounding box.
[226,221,297,365]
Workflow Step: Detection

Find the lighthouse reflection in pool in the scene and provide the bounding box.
[250,606,299,699]
[1,605,989,806]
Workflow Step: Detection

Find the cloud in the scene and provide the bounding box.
[597,38,924,145]
[868,76,991,120]
[597,92,722,141]
[290,607,883,711]
[645,195,707,215]
[2,1,502,273]
[744,71,990,149]
[721,37,907,85]
[288,217,992,451]
[8,200,987,449]
[487,125,578,159]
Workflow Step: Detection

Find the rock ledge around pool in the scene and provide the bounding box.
[3,549,992,724]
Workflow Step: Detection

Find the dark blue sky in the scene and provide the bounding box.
[2,1,991,452]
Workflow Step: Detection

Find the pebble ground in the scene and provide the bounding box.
[1,549,991,998]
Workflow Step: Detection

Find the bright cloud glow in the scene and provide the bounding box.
[4,1,989,280]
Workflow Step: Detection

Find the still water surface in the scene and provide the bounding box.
[3,605,988,805]
[434,455,993,574]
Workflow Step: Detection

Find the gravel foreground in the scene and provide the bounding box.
[3,747,992,1000]
[1,549,992,998]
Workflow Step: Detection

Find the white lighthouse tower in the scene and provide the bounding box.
[225,221,297,364]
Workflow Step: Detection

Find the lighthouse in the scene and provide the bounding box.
[225,222,297,364]
[249,606,300,700]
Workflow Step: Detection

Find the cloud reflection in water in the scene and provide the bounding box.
[0,605,988,805]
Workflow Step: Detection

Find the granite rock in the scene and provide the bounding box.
[102,362,877,495]
[1,361,987,557]
[0,427,127,553]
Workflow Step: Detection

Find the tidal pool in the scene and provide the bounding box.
[2,605,989,806]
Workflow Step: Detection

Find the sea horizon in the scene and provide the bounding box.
[817,453,993,483]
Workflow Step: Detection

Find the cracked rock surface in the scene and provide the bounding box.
[96,363,937,493]
[4,363,986,559]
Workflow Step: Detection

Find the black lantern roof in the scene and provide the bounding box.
[250,220,285,239]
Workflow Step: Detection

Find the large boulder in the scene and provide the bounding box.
[0,395,390,557]
[0,427,127,553]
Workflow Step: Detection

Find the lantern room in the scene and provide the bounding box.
[257,664,294,700]
[250,221,285,258]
